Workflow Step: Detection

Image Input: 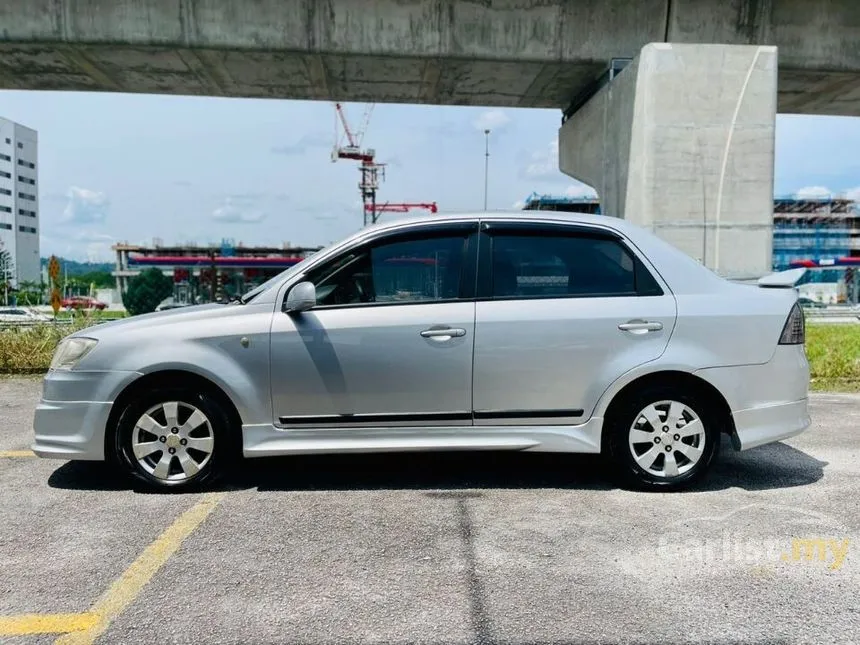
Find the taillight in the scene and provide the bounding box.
[778,302,805,345]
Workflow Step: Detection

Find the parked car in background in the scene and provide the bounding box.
[62,296,107,311]
[33,212,810,493]
[0,307,52,323]
[797,296,826,309]
[155,298,191,312]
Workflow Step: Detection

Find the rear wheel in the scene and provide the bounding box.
[112,388,234,492]
[605,386,720,491]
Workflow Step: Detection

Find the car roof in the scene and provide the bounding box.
[364,210,630,234]
[323,209,727,296]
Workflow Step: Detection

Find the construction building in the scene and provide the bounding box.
[521,192,601,214]
[0,117,39,287]
[521,191,860,302]
[772,196,860,268]
[113,239,322,304]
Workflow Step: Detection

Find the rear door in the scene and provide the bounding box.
[472,221,676,424]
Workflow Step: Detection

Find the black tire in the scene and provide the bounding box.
[604,384,720,492]
[111,387,236,493]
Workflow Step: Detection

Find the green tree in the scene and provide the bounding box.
[78,270,114,289]
[122,268,173,316]
[0,242,13,306]
[17,280,41,305]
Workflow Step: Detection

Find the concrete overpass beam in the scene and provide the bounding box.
[559,43,777,279]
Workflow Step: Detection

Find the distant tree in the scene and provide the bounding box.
[0,242,13,306]
[123,268,173,316]
[17,280,41,305]
[78,270,114,289]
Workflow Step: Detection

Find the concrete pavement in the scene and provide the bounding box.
[0,378,858,644]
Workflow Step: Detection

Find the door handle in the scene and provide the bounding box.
[420,327,466,340]
[618,319,663,333]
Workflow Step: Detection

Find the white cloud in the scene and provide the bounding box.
[523,140,560,180]
[841,186,860,201]
[73,231,114,244]
[40,230,115,263]
[794,186,832,199]
[62,187,109,224]
[83,243,114,263]
[512,199,526,209]
[270,132,331,155]
[564,183,598,198]
[473,110,511,132]
[212,197,267,224]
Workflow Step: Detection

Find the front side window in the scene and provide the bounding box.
[489,232,659,298]
[307,234,467,307]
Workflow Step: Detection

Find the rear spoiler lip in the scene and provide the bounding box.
[757,268,807,289]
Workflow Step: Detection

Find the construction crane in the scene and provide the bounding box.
[364,202,439,215]
[332,102,386,226]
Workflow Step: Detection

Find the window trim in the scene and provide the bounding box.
[283,221,480,312]
[475,221,665,301]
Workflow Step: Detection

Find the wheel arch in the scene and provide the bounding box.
[600,370,736,449]
[104,369,243,458]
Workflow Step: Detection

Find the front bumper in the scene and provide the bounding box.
[31,369,140,461]
[731,398,811,451]
[32,400,114,460]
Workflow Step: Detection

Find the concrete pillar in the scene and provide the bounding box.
[559,43,777,280]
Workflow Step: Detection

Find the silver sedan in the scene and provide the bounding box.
[33,212,810,492]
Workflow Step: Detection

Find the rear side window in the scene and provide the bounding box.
[489,232,662,299]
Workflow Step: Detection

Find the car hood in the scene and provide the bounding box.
[74,303,235,338]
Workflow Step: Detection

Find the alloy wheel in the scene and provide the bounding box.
[627,400,706,478]
[131,401,215,483]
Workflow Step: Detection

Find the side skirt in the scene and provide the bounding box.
[241,420,604,458]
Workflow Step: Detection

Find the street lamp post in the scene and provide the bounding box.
[483,129,491,211]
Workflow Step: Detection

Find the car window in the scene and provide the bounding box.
[308,234,467,306]
[490,232,653,298]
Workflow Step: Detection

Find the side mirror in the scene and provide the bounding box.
[284,281,317,313]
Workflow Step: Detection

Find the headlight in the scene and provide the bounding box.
[50,337,98,370]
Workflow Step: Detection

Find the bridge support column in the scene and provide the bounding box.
[559,43,777,279]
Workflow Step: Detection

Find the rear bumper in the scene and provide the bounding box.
[730,398,811,451]
[693,345,811,450]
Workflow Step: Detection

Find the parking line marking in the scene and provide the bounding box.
[0,613,99,635]
[55,492,225,645]
[0,449,36,458]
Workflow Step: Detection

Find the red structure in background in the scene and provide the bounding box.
[364,202,438,215]
[332,102,387,226]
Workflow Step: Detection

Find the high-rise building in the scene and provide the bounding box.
[0,117,39,288]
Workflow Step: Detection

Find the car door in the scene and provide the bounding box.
[472,220,677,424]
[269,221,479,427]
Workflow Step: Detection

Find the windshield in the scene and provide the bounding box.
[240,230,371,303]
[239,257,311,304]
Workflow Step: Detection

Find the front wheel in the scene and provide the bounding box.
[605,386,720,491]
[112,389,234,492]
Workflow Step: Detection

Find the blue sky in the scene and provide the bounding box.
[1,90,859,262]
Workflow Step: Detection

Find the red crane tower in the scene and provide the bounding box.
[332,103,386,226]
[364,202,439,215]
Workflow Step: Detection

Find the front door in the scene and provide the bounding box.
[269,223,478,427]
[472,221,677,424]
